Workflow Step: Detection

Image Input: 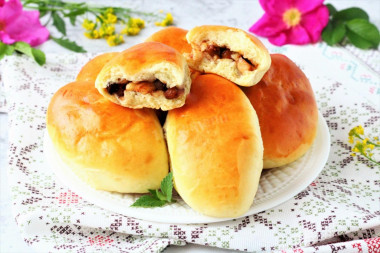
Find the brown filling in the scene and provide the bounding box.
[106,79,183,99]
[201,43,256,73]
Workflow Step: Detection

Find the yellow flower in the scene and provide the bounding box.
[363,138,369,144]
[351,153,356,157]
[155,13,174,26]
[368,144,375,150]
[374,136,379,141]
[352,147,359,152]
[107,34,124,46]
[121,27,141,36]
[106,13,117,24]
[99,24,115,38]
[348,136,354,144]
[356,125,364,135]
[82,19,96,31]
[84,30,100,39]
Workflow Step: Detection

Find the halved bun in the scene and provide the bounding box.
[95,42,191,111]
[46,81,169,193]
[165,74,263,218]
[76,52,119,82]
[243,54,318,168]
[186,25,271,87]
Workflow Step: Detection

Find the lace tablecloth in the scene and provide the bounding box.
[1,40,379,252]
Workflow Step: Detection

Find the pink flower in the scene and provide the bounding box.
[0,0,49,46]
[249,0,329,46]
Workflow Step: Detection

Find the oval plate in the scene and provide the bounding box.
[44,111,330,224]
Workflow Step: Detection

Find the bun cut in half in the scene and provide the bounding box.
[244,54,318,168]
[95,42,191,111]
[186,25,271,87]
[165,74,263,218]
[46,81,169,193]
[76,52,119,82]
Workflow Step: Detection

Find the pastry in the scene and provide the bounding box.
[76,52,119,82]
[165,74,263,218]
[186,25,271,86]
[243,54,318,168]
[95,42,191,111]
[46,81,169,193]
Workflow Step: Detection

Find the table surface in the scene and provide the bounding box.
[1,0,379,252]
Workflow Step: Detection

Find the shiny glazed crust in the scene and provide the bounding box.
[145,27,191,55]
[243,54,318,168]
[186,25,271,86]
[95,42,191,111]
[165,74,263,218]
[76,52,119,82]
[46,81,169,193]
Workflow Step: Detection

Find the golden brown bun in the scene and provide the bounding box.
[95,42,191,111]
[186,25,271,87]
[145,27,191,55]
[165,74,263,218]
[76,52,119,82]
[46,81,169,193]
[243,54,318,168]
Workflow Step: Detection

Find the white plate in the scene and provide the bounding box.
[44,111,330,224]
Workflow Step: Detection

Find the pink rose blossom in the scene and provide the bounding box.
[0,0,49,46]
[249,0,329,46]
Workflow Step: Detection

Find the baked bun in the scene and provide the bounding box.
[76,52,119,82]
[145,27,191,55]
[46,81,169,193]
[165,74,263,218]
[243,54,318,168]
[95,42,191,111]
[186,25,271,87]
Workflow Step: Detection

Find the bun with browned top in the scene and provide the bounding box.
[95,42,191,111]
[76,52,119,82]
[244,54,318,168]
[145,27,191,55]
[186,25,271,87]
[46,81,169,193]
[165,74,263,218]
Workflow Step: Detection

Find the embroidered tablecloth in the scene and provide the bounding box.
[2,42,380,252]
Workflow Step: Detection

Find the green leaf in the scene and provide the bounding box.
[64,9,86,17]
[0,42,7,60]
[14,41,32,56]
[52,11,66,36]
[69,15,76,26]
[334,7,369,22]
[130,195,166,207]
[326,3,337,16]
[31,48,46,66]
[322,22,346,45]
[14,42,46,65]
[346,19,380,49]
[50,36,87,52]
[160,172,173,202]
[4,44,15,55]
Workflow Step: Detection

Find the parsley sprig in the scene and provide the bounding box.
[131,172,176,208]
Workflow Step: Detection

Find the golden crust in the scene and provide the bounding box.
[95,42,191,111]
[145,27,191,54]
[46,81,169,193]
[76,52,119,82]
[186,25,271,86]
[165,74,263,218]
[243,54,318,168]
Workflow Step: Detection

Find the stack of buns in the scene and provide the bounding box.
[47,25,318,218]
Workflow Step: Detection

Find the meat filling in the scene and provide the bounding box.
[201,43,256,73]
[106,79,182,99]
